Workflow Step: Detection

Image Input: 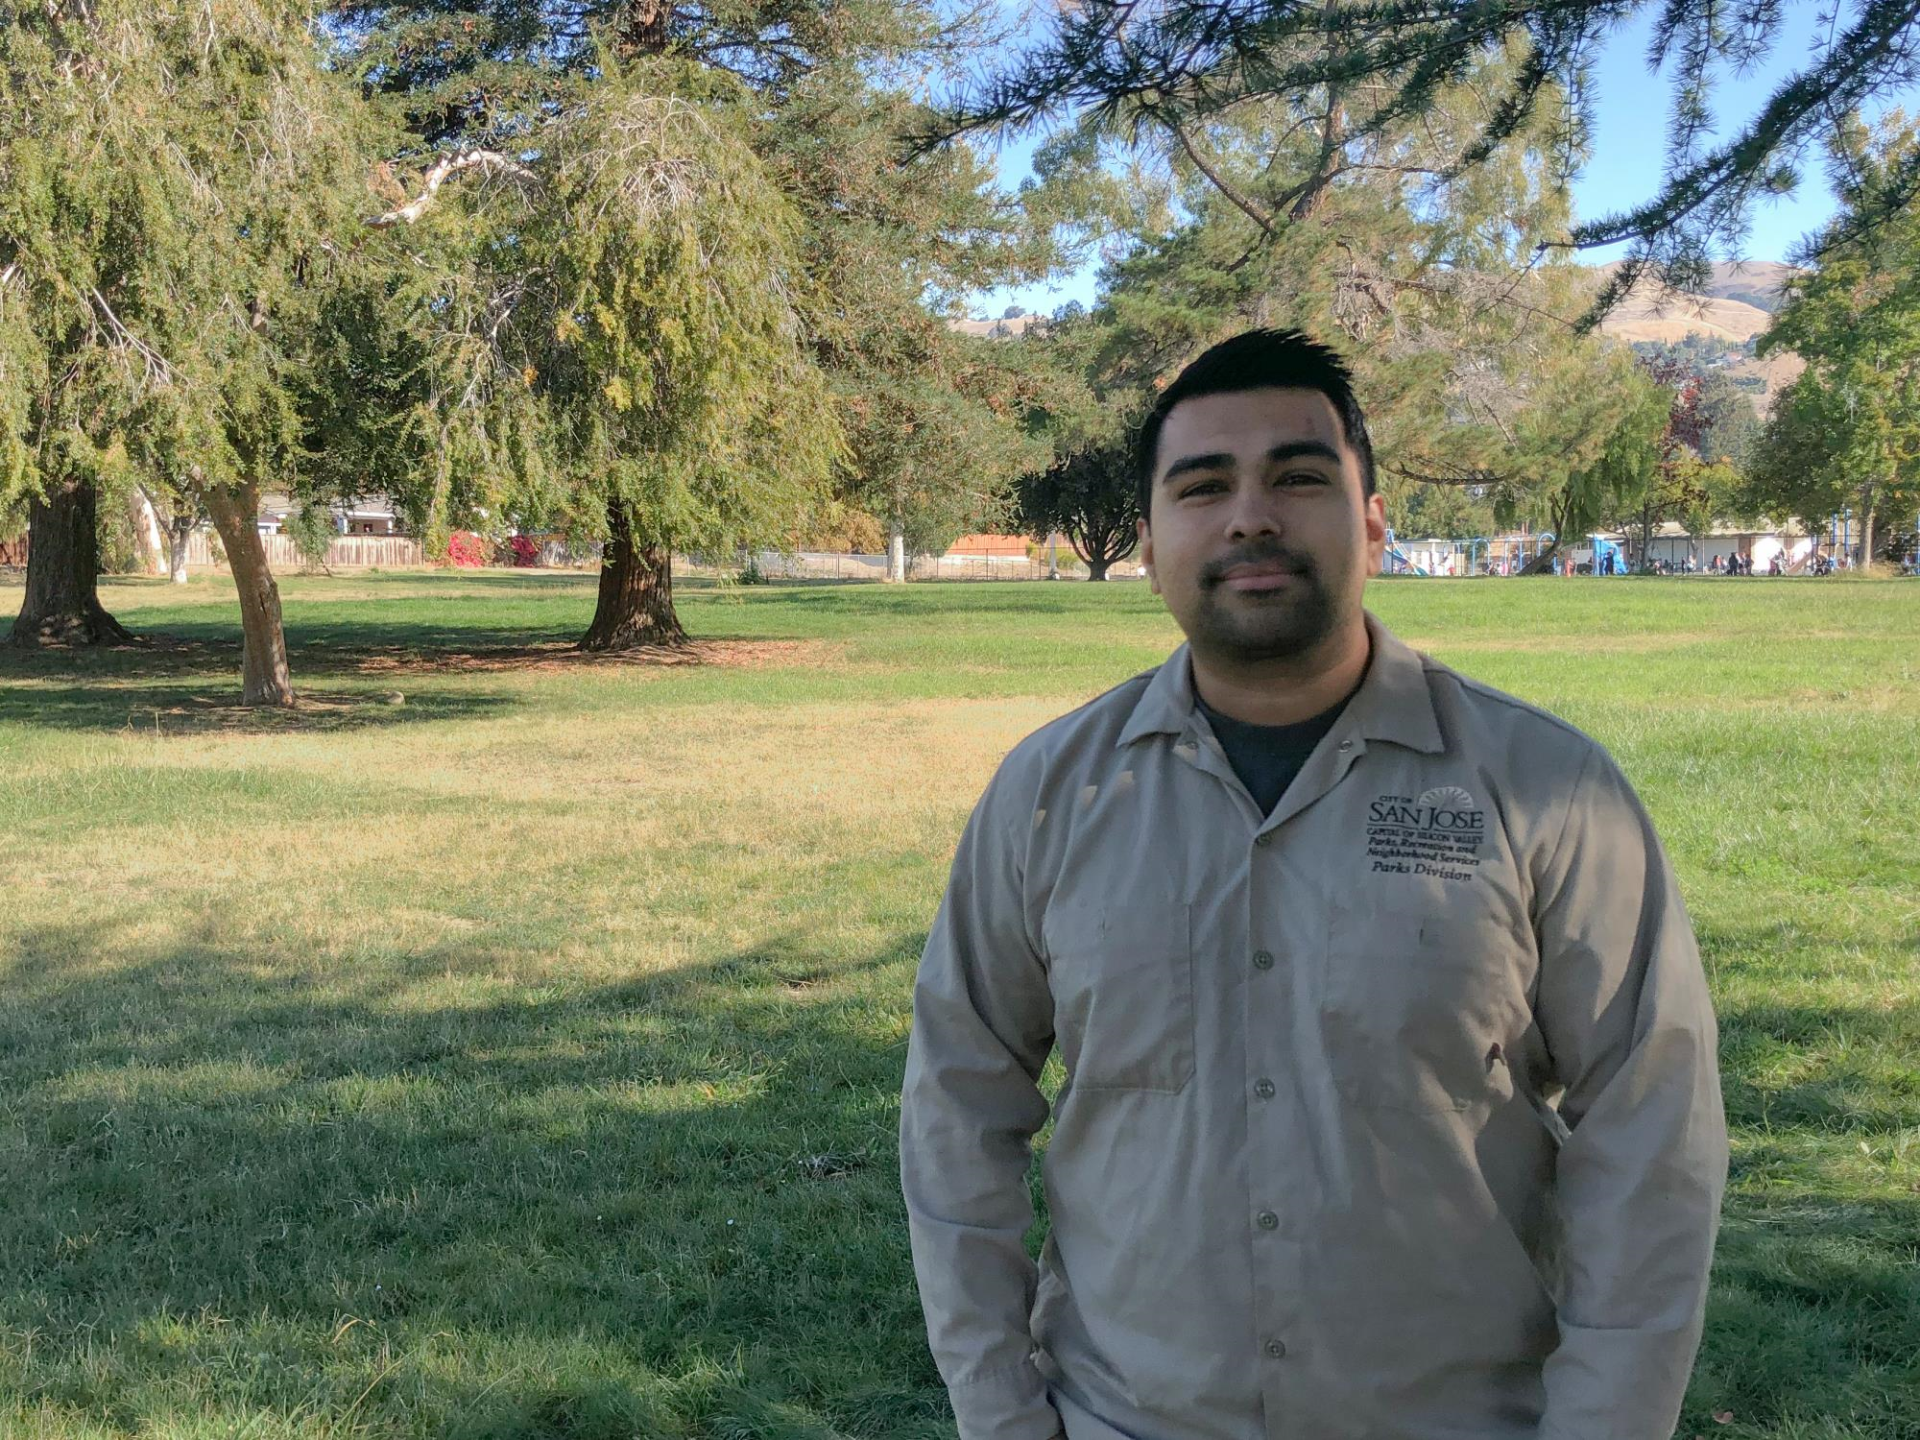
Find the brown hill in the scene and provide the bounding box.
[1591,261,1804,408]
[951,314,1043,339]
[1595,284,1774,346]
[1594,259,1799,316]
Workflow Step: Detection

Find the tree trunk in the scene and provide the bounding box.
[132,488,168,576]
[581,498,687,650]
[1518,542,1560,576]
[1086,558,1111,581]
[168,518,193,584]
[886,520,907,583]
[1859,481,1878,568]
[205,482,295,706]
[9,475,136,647]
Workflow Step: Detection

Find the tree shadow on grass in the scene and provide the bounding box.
[0,679,521,735]
[0,632,827,735]
[0,916,953,1438]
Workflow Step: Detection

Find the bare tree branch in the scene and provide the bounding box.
[89,287,175,387]
[366,149,539,227]
[1168,122,1274,232]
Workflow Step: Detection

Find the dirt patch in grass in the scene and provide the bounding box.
[346,637,837,675]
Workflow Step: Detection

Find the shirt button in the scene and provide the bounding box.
[1257,1210,1278,1230]
[1337,739,1353,752]
[1253,831,1273,847]
[1254,1078,1276,1099]
[1265,1339,1287,1359]
[1252,950,1274,970]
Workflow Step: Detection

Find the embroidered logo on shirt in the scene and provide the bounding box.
[1366,788,1486,882]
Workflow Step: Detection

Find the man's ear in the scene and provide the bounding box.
[1138,516,1159,594]
[1363,492,1387,578]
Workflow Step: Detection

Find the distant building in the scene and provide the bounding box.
[257,493,404,537]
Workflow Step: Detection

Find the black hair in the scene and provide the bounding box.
[1134,328,1376,522]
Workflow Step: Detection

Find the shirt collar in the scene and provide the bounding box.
[1116,612,1444,755]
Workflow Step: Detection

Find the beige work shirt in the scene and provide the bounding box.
[900,615,1727,1440]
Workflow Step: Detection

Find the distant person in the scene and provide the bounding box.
[902,328,1728,1440]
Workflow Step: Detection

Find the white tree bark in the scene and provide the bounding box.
[887,519,907,583]
[130,487,168,576]
[367,150,538,227]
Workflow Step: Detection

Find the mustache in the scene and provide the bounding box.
[1200,540,1317,588]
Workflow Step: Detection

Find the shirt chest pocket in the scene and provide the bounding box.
[1321,902,1531,1113]
[1046,899,1194,1094]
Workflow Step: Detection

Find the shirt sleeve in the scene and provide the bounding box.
[1531,746,1730,1440]
[899,776,1063,1440]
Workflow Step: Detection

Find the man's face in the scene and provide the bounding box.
[1139,387,1386,666]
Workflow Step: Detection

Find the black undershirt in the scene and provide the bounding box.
[1194,688,1354,817]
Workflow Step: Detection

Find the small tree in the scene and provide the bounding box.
[1014,438,1138,581]
[285,502,337,576]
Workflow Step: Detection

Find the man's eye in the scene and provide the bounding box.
[1179,479,1226,498]
[1278,471,1329,487]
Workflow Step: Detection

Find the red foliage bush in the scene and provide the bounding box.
[447,531,487,568]
[510,534,540,567]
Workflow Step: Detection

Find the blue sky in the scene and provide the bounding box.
[970,7,1915,317]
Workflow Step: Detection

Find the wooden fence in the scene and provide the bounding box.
[181,533,426,570]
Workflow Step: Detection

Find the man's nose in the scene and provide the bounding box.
[1224,483,1280,542]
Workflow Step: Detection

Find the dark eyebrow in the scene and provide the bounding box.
[1160,440,1343,486]
[1160,452,1233,485]
[1265,441,1343,468]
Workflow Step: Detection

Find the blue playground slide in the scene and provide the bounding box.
[1382,530,1431,576]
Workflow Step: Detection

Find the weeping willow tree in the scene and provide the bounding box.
[1,7,152,645]
[1,0,381,695]
[379,68,843,648]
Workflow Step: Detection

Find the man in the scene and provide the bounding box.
[899,329,1728,1440]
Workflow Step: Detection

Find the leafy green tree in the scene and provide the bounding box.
[1750,115,1920,566]
[286,502,338,576]
[364,69,844,645]
[1,14,151,645]
[1017,46,1661,569]
[769,81,1056,583]
[2,0,375,682]
[1393,484,1495,541]
[333,0,1058,631]
[1013,435,1139,580]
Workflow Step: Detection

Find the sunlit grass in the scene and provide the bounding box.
[1,570,1916,1438]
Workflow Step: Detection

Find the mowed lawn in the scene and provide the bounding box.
[1,571,1916,1440]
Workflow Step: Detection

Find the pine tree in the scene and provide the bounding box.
[1014,47,1668,564]
[937,0,1920,296]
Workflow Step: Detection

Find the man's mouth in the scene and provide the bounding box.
[1217,560,1305,593]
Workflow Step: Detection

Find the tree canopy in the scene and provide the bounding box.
[1750,112,1920,564]
[937,0,1920,302]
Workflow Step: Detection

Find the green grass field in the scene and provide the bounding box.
[1,570,1916,1440]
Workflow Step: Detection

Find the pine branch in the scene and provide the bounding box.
[1169,122,1276,231]
[366,148,540,227]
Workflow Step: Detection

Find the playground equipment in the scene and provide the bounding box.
[1382,528,1430,575]
[1382,528,1555,576]
[1589,535,1628,576]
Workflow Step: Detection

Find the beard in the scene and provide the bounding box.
[1183,538,1350,665]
